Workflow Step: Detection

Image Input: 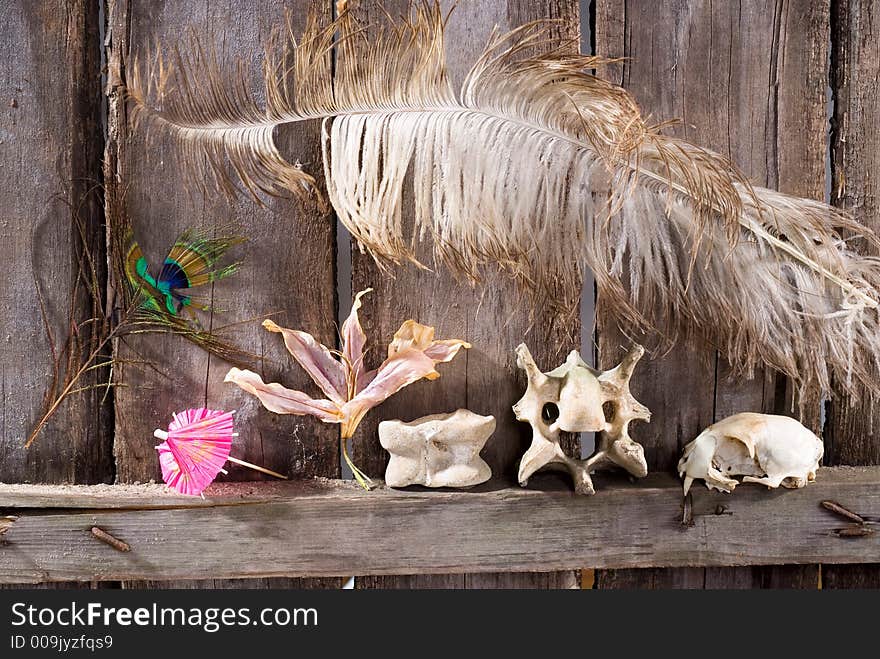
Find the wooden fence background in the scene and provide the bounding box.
[1,0,878,589]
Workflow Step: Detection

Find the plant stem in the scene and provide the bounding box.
[341,435,373,490]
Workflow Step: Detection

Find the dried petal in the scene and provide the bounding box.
[224,368,342,422]
[424,338,471,364]
[387,320,471,365]
[388,319,435,357]
[342,288,372,394]
[340,348,439,437]
[262,319,347,404]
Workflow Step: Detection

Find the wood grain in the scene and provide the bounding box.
[357,572,578,589]
[824,0,880,590]
[0,0,111,591]
[347,0,581,590]
[2,467,879,584]
[0,0,111,485]
[104,0,341,589]
[594,0,827,589]
[5,0,878,591]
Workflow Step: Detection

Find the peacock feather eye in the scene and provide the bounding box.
[158,258,191,291]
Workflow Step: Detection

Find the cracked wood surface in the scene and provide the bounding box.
[0,1,111,484]
[825,0,880,589]
[104,0,340,589]
[594,0,829,590]
[348,0,582,590]
[1,467,878,583]
[0,0,111,592]
[4,0,880,590]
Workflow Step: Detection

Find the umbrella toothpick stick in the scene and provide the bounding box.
[226,456,286,480]
[152,430,287,480]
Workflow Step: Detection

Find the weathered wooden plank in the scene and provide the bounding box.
[703,0,829,586]
[0,0,112,590]
[594,0,827,589]
[348,0,581,590]
[1,467,878,583]
[104,0,340,589]
[15,465,880,508]
[0,0,111,484]
[704,566,820,589]
[596,568,705,589]
[824,0,880,590]
[0,480,307,509]
[598,565,820,590]
[358,573,579,589]
[593,0,716,492]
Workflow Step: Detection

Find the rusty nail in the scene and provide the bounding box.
[822,500,866,524]
[681,492,694,528]
[91,526,131,552]
[833,525,875,538]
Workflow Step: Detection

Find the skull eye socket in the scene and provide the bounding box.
[541,402,560,424]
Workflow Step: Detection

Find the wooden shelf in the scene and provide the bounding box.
[1,467,878,584]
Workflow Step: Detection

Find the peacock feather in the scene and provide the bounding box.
[27,209,259,451]
[124,228,242,316]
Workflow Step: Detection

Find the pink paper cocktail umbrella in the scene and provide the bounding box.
[154,408,285,496]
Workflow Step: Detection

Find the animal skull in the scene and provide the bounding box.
[678,413,823,494]
[513,343,650,495]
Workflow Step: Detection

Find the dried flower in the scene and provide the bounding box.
[225,289,470,488]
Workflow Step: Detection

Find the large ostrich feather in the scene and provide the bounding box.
[127,1,880,406]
